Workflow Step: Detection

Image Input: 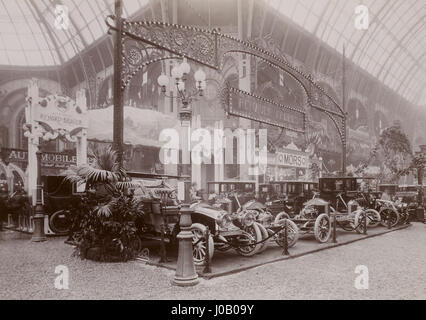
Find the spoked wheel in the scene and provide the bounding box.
[191,223,214,266]
[354,210,367,234]
[49,210,72,234]
[364,209,381,227]
[254,222,269,253]
[237,223,262,257]
[129,236,143,255]
[314,214,331,243]
[379,207,399,227]
[274,211,290,224]
[399,211,410,225]
[274,218,299,248]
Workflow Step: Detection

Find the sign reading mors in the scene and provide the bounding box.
[228,87,305,133]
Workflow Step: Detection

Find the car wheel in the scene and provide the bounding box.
[236,223,262,257]
[379,207,399,227]
[354,210,367,234]
[365,209,381,227]
[274,211,290,224]
[49,210,72,235]
[274,218,299,248]
[254,222,269,253]
[191,223,214,266]
[314,213,331,243]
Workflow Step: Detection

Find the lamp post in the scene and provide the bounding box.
[158,59,206,286]
[23,124,58,242]
[157,58,206,124]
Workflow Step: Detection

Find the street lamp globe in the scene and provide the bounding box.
[157,73,169,87]
[171,64,183,80]
[180,57,191,75]
[194,68,206,82]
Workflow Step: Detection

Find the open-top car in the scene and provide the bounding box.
[189,200,263,265]
[280,177,369,243]
[232,193,299,252]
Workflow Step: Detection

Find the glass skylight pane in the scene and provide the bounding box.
[9,51,27,65]
[20,35,39,50]
[80,27,93,44]
[79,1,96,22]
[63,41,76,57]
[124,0,142,15]
[1,22,15,33]
[304,13,319,33]
[88,19,104,39]
[0,50,9,64]
[26,50,44,65]
[279,0,298,18]
[3,35,21,50]
[292,3,309,26]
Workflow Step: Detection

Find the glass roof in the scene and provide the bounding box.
[0,0,424,105]
[266,0,425,105]
[0,0,149,66]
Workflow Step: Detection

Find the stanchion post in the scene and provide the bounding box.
[172,205,199,286]
[203,226,211,274]
[363,211,367,235]
[328,204,337,243]
[387,212,392,229]
[283,219,289,256]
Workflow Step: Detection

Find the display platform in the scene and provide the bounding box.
[138,224,412,279]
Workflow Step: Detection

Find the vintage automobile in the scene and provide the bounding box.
[231,193,299,252]
[134,180,263,266]
[207,180,256,212]
[276,177,369,243]
[261,181,318,216]
[189,200,263,265]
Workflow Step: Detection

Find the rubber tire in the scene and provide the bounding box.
[49,209,71,235]
[379,207,399,227]
[354,210,367,234]
[255,222,269,253]
[274,218,299,248]
[190,223,214,266]
[364,209,381,227]
[274,211,290,224]
[314,213,331,243]
[236,222,262,257]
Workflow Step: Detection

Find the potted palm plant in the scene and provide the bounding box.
[64,146,144,262]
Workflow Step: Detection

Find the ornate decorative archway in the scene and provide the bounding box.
[106,13,347,173]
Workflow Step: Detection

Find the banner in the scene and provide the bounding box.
[0,148,93,169]
[275,151,309,168]
[228,87,305,133]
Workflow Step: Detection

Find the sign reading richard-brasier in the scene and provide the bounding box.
[228,87,305,133]
[33,95,88,132]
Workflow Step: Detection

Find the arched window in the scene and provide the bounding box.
[16,109,27,149]
[0,125,8,148]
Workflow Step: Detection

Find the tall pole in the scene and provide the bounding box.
[31,150,46,242]
[113,0,124,167]
[342,44,347,176]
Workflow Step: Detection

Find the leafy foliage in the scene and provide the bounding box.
[72,192,144,262]
[353,125,414,182]
[65,146,145,262]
